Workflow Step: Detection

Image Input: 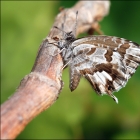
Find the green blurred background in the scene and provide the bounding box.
[1,1,140,139]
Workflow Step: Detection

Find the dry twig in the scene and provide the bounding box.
[1,1,110,139]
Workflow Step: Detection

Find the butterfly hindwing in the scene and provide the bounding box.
[70,65,81,91]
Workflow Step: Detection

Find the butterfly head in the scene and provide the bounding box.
[64,31,75,42]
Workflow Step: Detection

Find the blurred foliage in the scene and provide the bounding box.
[1,1,140,139]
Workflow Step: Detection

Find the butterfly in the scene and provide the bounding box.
[51,11,140,103]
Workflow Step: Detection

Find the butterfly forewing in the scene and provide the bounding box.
[69,36,140,102]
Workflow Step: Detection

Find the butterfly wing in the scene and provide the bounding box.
[69,35,140,103]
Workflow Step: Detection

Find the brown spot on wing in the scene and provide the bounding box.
[117,43,130,57]
[105,50,113,62]
[115,38,122,44]
[95,63,113,73]
[86,48,96,55]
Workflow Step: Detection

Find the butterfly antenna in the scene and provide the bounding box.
[53,26,67,35]
[73,11,78,37]
[62,11,67,37]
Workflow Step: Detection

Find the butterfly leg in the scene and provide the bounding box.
[52,48,66,57]
[61,57,72,70]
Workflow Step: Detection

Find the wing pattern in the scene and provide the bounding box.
[69,36,140,103]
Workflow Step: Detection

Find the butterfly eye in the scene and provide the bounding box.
[66,36,72,40]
